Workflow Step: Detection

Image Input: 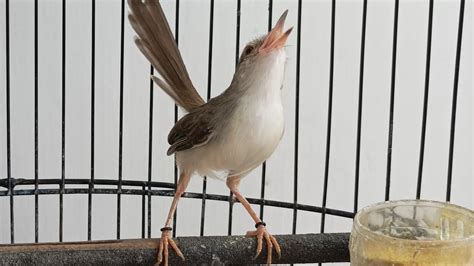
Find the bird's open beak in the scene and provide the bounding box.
[259,10,293,53]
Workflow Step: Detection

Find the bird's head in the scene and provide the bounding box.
[234,10,293,83]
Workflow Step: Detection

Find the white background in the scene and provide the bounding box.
[0,0,472,264]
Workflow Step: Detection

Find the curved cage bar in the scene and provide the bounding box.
[0,178,354,219]
[0,177,354,263]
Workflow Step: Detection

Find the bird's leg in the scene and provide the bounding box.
[156,172,191,266]
[226,176,281,265]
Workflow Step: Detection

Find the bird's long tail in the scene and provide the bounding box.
[128,0,205,112]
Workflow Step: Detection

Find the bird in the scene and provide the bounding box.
[127,0,292,265]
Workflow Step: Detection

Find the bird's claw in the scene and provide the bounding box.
[246,224,281,265]
[155,228,185,266]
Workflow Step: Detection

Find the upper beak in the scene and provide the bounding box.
[259,10,293,53]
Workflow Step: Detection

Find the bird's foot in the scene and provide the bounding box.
[155,227,184,266]
[245,222,281,265]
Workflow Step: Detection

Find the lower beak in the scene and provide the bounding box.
[259,10,293,53]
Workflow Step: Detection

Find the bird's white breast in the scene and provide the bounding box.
[220,85,284,177]
[177,50,286,178]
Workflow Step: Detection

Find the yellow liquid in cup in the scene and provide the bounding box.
[350,200,474,265]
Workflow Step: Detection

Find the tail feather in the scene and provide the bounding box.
[128,0,205,112]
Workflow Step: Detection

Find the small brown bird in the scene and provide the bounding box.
[128,0,292,265]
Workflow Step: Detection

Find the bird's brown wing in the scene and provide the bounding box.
[167,108,215,156]
[128,0,205,112]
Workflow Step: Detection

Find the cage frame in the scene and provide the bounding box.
[0,0,468,264]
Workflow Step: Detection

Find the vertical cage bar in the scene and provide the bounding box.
[234,0,241,68]
[259,167,266,221]
[228,0,241,236]
[88,0,96,241]
[385,0,399,201]
[117,0,125,240]
[199,177,207,236]
[259,167,266,220]
[147,65,154,238]
[34,0,39,243]
[5,0,13,245]
[172,161,178,236]
[141,185,145,238]
[172,0,180,237]
[446,0,465,202]
[200,0,215,237]
[59,0,67,243]
[227,190,233,236]
[354,0,367,213]
[416,0,434,200]
[292,0,303,235]
[320,0,336,234]
[227,192,234,236]
[259,0,273,222]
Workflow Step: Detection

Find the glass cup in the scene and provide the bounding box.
[350,200,474,265]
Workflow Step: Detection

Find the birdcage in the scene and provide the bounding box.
[0,0,471,265]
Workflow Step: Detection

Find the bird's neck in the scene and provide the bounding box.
[229,51,286,102]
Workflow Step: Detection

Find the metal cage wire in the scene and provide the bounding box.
[0,0,469,263]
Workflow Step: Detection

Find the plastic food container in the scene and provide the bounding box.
[350,200,474,265]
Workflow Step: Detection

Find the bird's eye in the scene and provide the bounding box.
[243,45,254,56]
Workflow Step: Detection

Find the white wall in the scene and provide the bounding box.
[0,0,472,263]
